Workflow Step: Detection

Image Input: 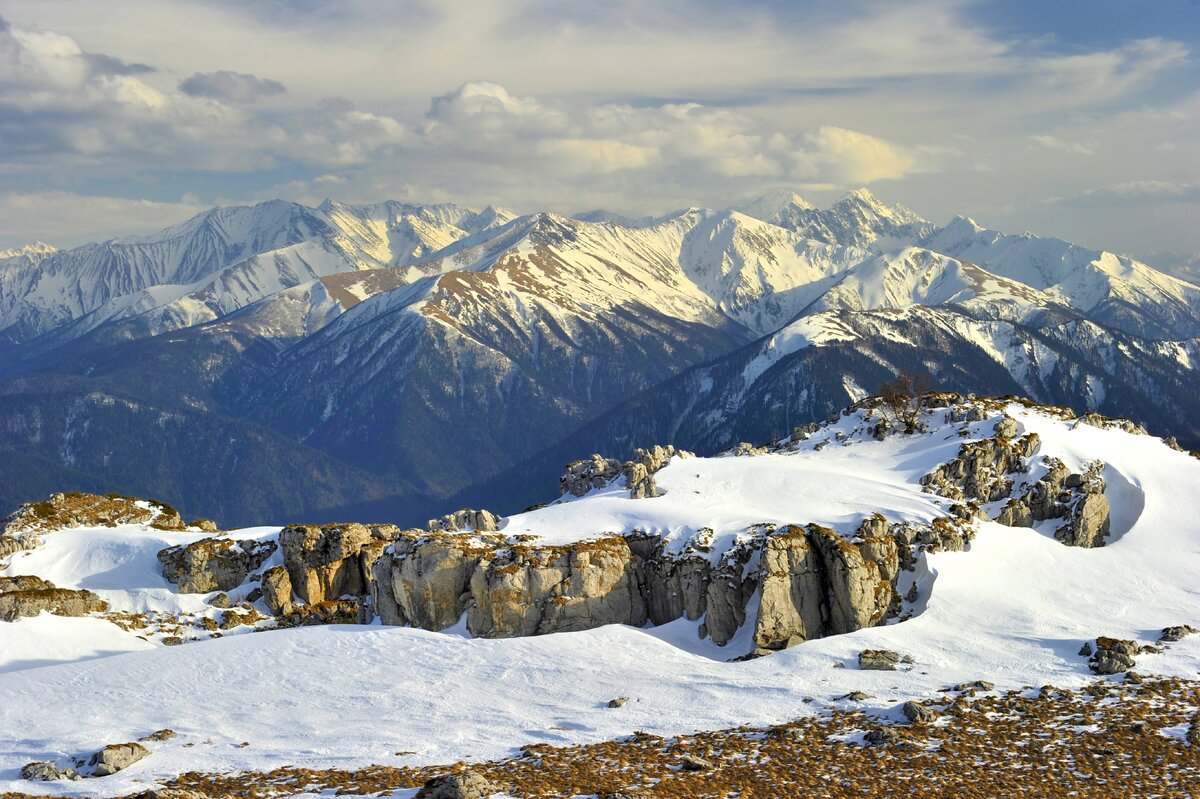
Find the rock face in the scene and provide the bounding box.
[1089,637,1139,675]
[921,431,1039,504]
[0,575,108,621]
[158,537,277,593]
[752,524,894,650]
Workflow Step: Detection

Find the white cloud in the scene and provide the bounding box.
[0,191,207,249]
[1029,135,1097,156]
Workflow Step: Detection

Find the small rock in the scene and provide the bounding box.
[414,770,497,799]
[1187,713,1200,746]
[1079,642,1093,656]
[161,636,183,646]
[902,701,937,724]
[607,696,629,708]
[993,416,1019,439]
[843,690,874,701]
[22,761,80,781]
[87,742,149,776]
[138,729,176,742]
[1160,625,1198,643]
[207,592,231,609]
[858,649,901,670]
[679,754,713,771]
[1089,637,1138,675]
[865,727,903,746]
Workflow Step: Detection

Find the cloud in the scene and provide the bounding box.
[798,127,920,184]
[179,70,286,103]
[0,191,207,249]
[1029,135,1097,156]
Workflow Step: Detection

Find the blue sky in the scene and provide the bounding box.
[0,0,1198,263]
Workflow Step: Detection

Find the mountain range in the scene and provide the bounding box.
[2,188,1199,525]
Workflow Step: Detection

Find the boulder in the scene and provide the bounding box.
[1089,637,1138,675]
[679,754,713,771]
[414,770,496,799]
[158,537,276,593]
[607,696,629,708]
[902,701,937,724]
[88,742,149,776]
[279,523,375,604]
[859,649,901,671]
[993,416,1019,439]
[277,599,363,627]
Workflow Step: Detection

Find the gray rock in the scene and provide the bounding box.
[1188,713,1200,746]
[843,690,874,701]
[679,754,713,771]
[607,696,629,708]
[858,649,901,671]
[902,701,937,724]
[1160,625,1198,643]
[414,770,496,799]
[865,727,903,745]
[22,761,81,781]
[1079,641,1093,656]
[207,592,231,609]
[1089,637,1138,675]
[87,742,149,776]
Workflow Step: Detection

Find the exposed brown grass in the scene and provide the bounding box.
[6,677,1196,799]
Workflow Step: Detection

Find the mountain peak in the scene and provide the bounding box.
[734,189,815,222]
[0,241,59,260]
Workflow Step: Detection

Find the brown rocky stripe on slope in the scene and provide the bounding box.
[7,677,1192,799]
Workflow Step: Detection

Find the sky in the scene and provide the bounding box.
[1,0,1198,265]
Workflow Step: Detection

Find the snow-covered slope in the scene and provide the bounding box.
[1,400,1198,795]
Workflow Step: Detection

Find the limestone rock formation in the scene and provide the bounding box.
[995,458,1112,547]
[428,509,500,533]
[921,432,1039,503]
[158,537,277,593]
[560,445,685,499]
[0,575,107,621]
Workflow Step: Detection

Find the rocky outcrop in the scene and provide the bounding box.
[158,537,277,593]
[3,492,186,534]
[752,524,895,651]
[24,742,150,782]
[1089,637,1138,675]
[22,761,81,781]
[559,445,685,499]
[1074,412,1148,436]
[996,458,1111,547]
[0,575,108,621]
[428,509,500,533]
[920,431,1039,503]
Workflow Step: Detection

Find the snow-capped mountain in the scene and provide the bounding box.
[0,188,1198,526]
